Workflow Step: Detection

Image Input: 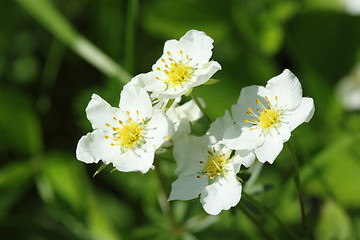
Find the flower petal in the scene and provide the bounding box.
[285,97,315,131]
[173,135,208,175]
[200,176,242,215]
[85,94,124,130]
[119,86,153,120]
[223,125,264,150]
[76,129,119,165]
[166,98,204,124]
[232,85,267,125]
[234,150,255,168]
[168,174,208,201]
[135,71,167,94]
[146,109,175,148]
[178,30,214,65]
[187,61,221,88]
[206,110,233,145]
[254,132,284,164]
[113,146,155,174]
[266,69,303,110]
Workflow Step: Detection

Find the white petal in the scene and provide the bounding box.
[146,109,175,148]
[132,71,166,96]
[166,98,204,124]
[123,74,145,89]
[336,74,360,110]
[200,176,242,215]
[232,85,267,125]
[234,150,255,168]
[119,86,153,120]
[173,135,208,175]
[187,61,222,88]
[255,133,284,164]
[285,97,315,131]
[113,146,155,174]
[85,94,124,130]
[168,174,208,201]
[223,125,264,150]
[206,110,233,144]
[178,30,214,65]
[266,69,303,110]
[76,129,119,165]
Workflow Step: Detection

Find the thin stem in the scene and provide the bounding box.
[189,92,212,124]
[153,159,177,232]
[124,0,138,74]
[287,142,308,236]
[238,203,275,240]
[242,192,299,240]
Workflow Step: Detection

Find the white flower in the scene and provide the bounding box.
[223,69,315,164]
[169,112,243,215]
[342,0,360,15]
[336,64,360,111]
[159,97,204,146]
[76,86,174,174]
[136,29,221,99]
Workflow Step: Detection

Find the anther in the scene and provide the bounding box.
[113,117,117,120]
[104,136,109,139]
[106,123,110,127]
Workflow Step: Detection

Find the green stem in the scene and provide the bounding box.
[17,0,131,84]
[287,142,308,236]
[189,92,212,124]
[124,0,138,74]
[153,159,178,233]
[238,203,274,240]
[242,192,299,240]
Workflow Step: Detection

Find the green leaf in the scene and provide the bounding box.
[203,78,220,85]
[0,88,42,155]
[93,163,108,178]
[0,161,35,221]
[164,98,175,111]
[302,133,360,207]
[314,200,352,240]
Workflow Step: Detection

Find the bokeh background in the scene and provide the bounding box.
[1,0,360,239]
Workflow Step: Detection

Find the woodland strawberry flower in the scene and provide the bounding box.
[76,86,174,174]
[169,113,244,215]
[136,29,221,99]
[223,69,315,164]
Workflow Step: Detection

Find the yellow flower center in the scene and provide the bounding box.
[117,123,142,147]
[167,62,191,85]
[104,111,146,152]
[205,155,226,175]
[155,50,193,86]
[259,109,280,129]
[198,148,229,179]
[244,96,283,132]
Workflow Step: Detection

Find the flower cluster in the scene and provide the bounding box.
[76,29,315,215]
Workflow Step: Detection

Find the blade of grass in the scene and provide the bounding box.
[16,0,132,84]
[124,0,138,74]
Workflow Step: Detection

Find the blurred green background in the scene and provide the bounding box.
[1,0,360,239]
